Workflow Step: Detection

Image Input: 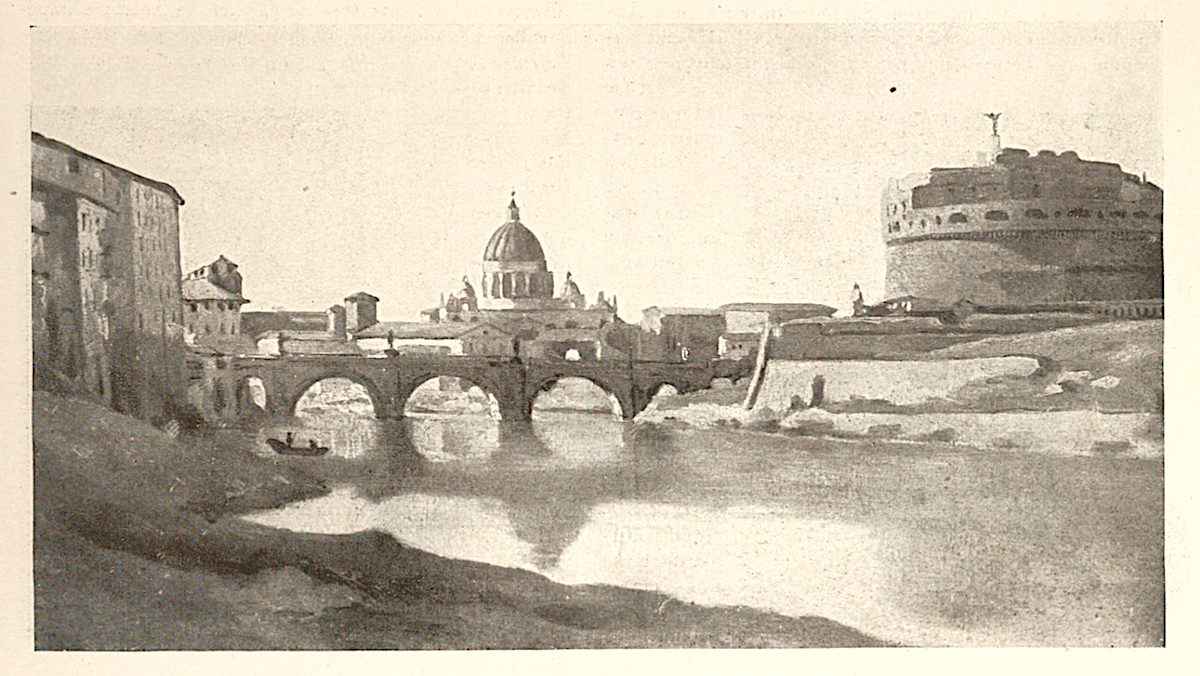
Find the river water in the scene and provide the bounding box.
[235,383,1164,648]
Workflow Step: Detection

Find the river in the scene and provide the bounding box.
[231,381,1164,648]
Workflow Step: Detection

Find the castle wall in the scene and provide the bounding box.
[885,230,1163,304]
[882,191,1162,305]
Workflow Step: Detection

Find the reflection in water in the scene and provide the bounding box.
[237,394,1163,648]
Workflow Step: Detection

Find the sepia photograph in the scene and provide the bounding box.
[14,4,1182,659]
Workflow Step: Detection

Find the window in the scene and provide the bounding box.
[1025,209,1047,219]
[935,216,942,225]
[984,210,1009,221]
[948,212,968,224]
[68,157,80,174]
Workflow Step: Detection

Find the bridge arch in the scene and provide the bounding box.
[284,370,390,419]
[400,372,505,419]
[235,375,268,417]
[529,373,630,419]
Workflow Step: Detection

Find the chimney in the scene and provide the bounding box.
[327,305,347,340]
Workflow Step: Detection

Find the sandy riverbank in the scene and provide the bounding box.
[32,391,887,649]
[640,320,1163,456]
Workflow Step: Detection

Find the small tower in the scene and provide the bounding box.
[344,292,380,334]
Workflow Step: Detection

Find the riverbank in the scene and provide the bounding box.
[641,320,1163,455]
[33,391,887,649]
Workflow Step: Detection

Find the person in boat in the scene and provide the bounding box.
[285,431,295,447]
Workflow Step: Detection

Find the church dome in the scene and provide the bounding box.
[483,198,546,263]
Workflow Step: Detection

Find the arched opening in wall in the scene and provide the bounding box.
[236,376,267,416]
[405,376,501,420]
[532,376,622,420]
[984,210,1010,221]
[295,377,377,420]
[948,212,968,224]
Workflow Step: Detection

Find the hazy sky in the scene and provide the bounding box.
[31,23,1162,320]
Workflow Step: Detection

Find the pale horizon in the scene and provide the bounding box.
[31,23,1163,321]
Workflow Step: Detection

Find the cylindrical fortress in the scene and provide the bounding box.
[882,148,1163,306]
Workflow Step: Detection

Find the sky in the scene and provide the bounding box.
[31,23,1162,321]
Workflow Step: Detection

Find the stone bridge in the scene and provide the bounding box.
[227,354,753,421]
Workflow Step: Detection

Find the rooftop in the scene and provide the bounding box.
[355,321,510,340]
[644,306,722,316]
[32,131,185,205]
[718,302,838,316]
[483,199,547,264]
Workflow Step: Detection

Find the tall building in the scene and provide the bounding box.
[32,132,186,423]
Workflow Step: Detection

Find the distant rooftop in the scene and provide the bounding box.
[355,321,510,340]
[644,306,722,316]
[718,302,837,315]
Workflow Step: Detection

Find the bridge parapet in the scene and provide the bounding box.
[220,353,735,422]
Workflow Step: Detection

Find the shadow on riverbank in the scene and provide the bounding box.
[32,391,889,650]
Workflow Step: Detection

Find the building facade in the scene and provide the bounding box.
[182,255,254,353]
[353,321,515,356]
[32,132,186,423]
